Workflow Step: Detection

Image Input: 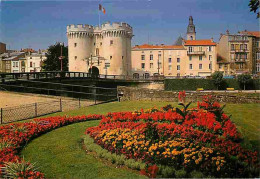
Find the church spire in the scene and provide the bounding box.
[187,16,196,40]
[189,16,193,25]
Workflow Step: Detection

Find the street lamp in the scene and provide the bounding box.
[157,54,160,74]
[59,42,64,71]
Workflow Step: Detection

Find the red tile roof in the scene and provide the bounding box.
[241,31,260,38]
[132,44,185,50]
[184,39,216,46]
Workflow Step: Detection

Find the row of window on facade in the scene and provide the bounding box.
[256,52,260,60]
[256,63,260,72]
[188,46,212,52]
[219,63,246,70]
[228,36,248,41]
[12,61,35,68]
[230,53,248,60]
[141,55,212,61]
[74,40,114,48]
[141,63,212,70]
[231,44,248,50]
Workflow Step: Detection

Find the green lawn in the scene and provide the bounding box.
[20,101,260,179]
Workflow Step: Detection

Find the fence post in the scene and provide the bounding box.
[79,98,81,108]
[1,108,3,124]
[35,103,37,117]
[94,93,97,105]
[60,98,62,112]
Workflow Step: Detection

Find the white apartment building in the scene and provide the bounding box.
[26,52,46,72]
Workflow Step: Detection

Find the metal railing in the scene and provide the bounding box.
[0,82,118,102]
[0,98,99,124]
[0,71,165,83]
[187,51,205,55]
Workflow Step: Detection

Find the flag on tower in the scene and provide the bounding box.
[99,4,106,14]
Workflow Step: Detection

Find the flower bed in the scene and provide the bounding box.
[0,114,103,178]
[86,95,260,178]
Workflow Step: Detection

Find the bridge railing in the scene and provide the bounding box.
[0,82,118,102]
[0,71,165,82]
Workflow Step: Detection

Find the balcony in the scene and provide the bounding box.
[187,51,205,55]
[233,58,247,63]
[230,49,248,53]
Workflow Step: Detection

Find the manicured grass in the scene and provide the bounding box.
[21,120,146,179]
[224,103,260,148]
[20,101,260,178]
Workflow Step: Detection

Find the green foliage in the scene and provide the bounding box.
[237,74,252,90]
[42,42,68,71]
[0,139,13,150]
[211,71,224,89]
[175,168,187,178]
[160,166,176,178]
[190,170,204,178]
[165,78,260,90]
[165,79,216,90]
[144,122,159,142]
[176,101,192,119]
[249,0,259,18]
[3,160,38,178]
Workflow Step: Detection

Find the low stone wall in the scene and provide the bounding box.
[117,86,260,104]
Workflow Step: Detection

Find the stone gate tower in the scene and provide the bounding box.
[187,16,196,40]
[67,22,133,76]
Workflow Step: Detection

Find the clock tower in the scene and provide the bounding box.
[187,16,196,40]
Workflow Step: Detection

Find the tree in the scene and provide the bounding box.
[237,73,252,90]
[42,42,68,71]
[249,0,259,18]
[211,71,224,90]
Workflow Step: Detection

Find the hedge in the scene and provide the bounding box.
[164,79,260,91]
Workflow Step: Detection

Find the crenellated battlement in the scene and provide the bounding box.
[101,22,132,32]
[67,24,94,32]
[67,22,132,34]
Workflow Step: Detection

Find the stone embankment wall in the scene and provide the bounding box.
[117,86,260,104]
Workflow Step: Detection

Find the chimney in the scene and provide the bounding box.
[211,37,214,42]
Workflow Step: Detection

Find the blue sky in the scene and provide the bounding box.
[0,0,259,50]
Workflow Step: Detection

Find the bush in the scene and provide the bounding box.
[175,168,187,178]
[190,170,204,178]
[165,79,216,90]
[211,71,224,90]
[165,78,260,91]
[237,74,252,90]
[160,166,176,178]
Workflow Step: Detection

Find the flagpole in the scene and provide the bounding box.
[99,8,101,27]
